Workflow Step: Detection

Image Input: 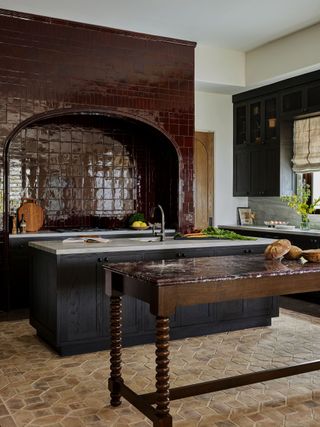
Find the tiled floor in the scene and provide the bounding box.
[2,309,320,426]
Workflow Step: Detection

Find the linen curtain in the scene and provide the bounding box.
[293,116,320,172]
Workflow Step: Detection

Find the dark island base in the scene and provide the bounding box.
[31,313,273,356]
[30,245,279,356]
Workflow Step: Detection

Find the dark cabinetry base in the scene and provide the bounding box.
[30,246,279,356]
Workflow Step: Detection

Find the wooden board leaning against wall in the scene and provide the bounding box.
[194,131,214,229]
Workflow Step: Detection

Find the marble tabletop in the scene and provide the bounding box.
[104,254,320,287]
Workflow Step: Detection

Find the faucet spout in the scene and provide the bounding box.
[152,204,165,241]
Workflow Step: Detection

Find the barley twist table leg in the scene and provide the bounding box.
[155,316,171,420]
[109,296,123,406]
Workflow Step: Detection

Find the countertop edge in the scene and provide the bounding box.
[28,237,275,255]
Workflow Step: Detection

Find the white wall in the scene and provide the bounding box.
[195,44,246,93]
[195,91,247,225]
[246,23,320,87]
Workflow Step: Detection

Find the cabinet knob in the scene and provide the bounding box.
[97,258,103,262]
[104,257,109,262]
[243,249,252,254]
[176,252,185,258]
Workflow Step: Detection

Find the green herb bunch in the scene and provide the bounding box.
[281,182,320,216]
[202,226,256,240]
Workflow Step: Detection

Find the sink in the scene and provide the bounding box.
[130,237,161,242]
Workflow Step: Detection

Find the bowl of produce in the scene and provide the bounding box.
[130,221,149,230]
[129,213,149,230]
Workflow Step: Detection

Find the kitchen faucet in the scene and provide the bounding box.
[151,204,165,241]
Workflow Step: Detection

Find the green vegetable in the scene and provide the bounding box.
[128,212,145,225]
[202,226,257,240]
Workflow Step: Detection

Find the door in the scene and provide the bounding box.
[194,131,214,229]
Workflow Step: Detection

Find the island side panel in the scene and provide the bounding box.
[30,249,58,346]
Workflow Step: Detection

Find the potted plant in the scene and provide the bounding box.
[281,181,320,230]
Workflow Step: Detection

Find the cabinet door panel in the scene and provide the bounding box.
[216,300,244,321]
[179,303,212,326]
[307,83,320,113]
[264,146,280,196]
[60,255,101,342]
[250,149,265,196]
[281,89,303,114]
[233,149,250,196]
[245,297,274,316]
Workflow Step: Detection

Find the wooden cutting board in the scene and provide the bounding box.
[17,199,44,232]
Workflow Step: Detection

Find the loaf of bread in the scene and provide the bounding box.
[264,239,291,260]
[284,245,303,260]
[301,249,320,262]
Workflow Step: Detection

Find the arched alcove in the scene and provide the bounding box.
[4,110,180,231]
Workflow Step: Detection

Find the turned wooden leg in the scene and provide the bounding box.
[155,316,172,426]
[109,296,123,406]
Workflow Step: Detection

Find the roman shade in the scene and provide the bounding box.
[292,116,320,172]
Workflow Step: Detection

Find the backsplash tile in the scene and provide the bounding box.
[8,116,179,228]
[0,9,195,232]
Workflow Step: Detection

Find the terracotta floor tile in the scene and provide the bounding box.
[3,309,320,426]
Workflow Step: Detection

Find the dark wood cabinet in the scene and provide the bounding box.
[306,82,320,113]
[234,103,248,146]
[281,88,304,115]
[281,82,320,116]
[234,95,278,147]
[250,145,280,196]
[233,95,282,197]
[30,243,279,355]
[233,70,320,198]
[234,143,281,197]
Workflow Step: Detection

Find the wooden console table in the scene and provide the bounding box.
[104,254,320,427]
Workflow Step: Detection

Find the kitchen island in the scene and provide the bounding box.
[29,236,278,355]
[104,254,320,427]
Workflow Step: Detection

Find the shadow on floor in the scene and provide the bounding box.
[280,296,320,318]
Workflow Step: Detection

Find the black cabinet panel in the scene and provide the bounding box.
[216,300,243,321]
[233,72,320,197]
[234,149,250,196]
[307,83,320,113]
[179,304,213,326]
[233,94,281,197]
[281,89,303,114]
[30,243,278,355]
[59,255,102,342]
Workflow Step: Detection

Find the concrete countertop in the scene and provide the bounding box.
[219,224,320,237]
[29,236,275,255]
[10,228,175,239]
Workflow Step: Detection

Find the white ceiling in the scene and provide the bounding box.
[0,0,320,51]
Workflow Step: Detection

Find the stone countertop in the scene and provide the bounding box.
[10,228,175,239]
[219,224,320,237]
[28,236,275,255]
[104,254,320,287]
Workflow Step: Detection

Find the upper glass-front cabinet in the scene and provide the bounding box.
[264,97,278,142]
[250,102,262,144]
[235,104,247,145]
[234,96,278,147]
